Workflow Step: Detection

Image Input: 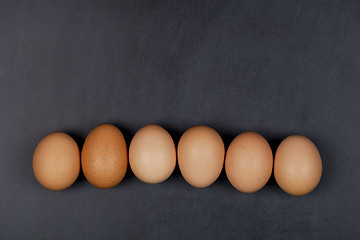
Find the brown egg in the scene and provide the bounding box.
[274,135,322,196]
[129,124,176,184]
[178,126,225,188]
[81,124,128,189]
[33,132,80,191]
[225,132,273,193]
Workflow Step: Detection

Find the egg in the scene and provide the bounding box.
[81,124,128,189]
[274,135,322,196]
[178,126,225,188]
[33,132,80,191]
[225,132,273,193]
[129,124,176,184]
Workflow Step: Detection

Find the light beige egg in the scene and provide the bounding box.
[33,132,80,191]
[178,126,225,188]
[274,135,322,196]
[129,124,176,184]
[81,124,128,189]
[225,132,273,193]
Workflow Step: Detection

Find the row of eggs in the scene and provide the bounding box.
[33,124,322,196]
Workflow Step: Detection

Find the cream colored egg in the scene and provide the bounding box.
[178,126,225,188]
[274,135,322,196]
[225,132,273,193]
[33,132,80,191]
[129,124,176,184]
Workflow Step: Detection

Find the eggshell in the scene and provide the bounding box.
[81,124,127,189]
[178,126,225,188]
[33,132,80,191]
[274,135,322,196]
[225,132,273,193]
[129,124,176,184]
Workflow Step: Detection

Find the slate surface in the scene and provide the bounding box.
[1,0,359,239]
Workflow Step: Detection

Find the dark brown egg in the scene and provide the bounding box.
[81,124,128,189]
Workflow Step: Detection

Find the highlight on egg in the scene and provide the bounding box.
[177,125,225,188]
[225,132,273,193]
[81,124,128,189]
[274,135,322,196]
[33,132,80,191]
[129,124,176,184]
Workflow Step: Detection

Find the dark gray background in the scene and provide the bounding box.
[1,0,359,239]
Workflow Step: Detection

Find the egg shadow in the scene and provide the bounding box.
[306,134,331,195]
[66,132,87,188]
[161,126,183,181]
[110,123,136,183]
[163,126,182,146]
[265,138,283,189]
[217,130,237,185]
